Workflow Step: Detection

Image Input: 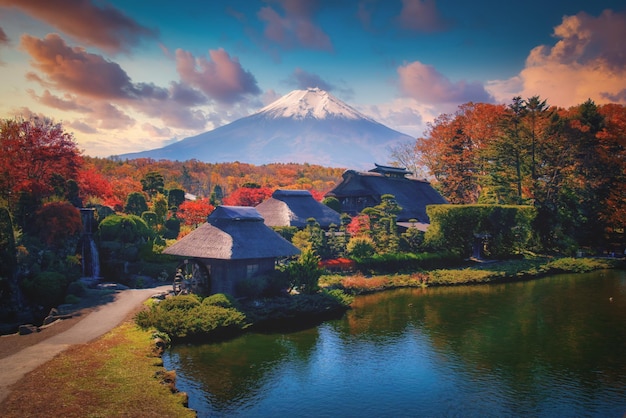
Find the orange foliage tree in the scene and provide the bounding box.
[222,185,273,206]
[177,199,215,226]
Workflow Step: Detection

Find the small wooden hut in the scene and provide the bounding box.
[163,206,300,296]
[255,189,342,229]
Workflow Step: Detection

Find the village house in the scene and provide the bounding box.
[163,206,300,296]
[325,164,447,230]
[255,189,342,229]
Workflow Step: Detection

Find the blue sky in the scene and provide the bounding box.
[0,0,624,158]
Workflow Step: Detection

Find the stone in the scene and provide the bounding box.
[18,324,39,335]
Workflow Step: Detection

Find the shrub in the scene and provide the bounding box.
[136,294,247,340]
[203,293,238,308]
[283,250,323,294]
[21,271,68,308]
[346,236,375,258]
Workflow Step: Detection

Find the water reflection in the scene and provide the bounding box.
[164,270,626,417]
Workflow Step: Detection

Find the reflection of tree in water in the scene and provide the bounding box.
[167,327,321,409]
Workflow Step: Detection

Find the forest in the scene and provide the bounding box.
[0,97,624,324]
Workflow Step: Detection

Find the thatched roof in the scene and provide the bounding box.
[256,189,341,229]
[326,167,447,223]
[163,206,300,260]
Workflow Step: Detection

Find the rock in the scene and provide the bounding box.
[42,315,58,326]
[18,324,39,335]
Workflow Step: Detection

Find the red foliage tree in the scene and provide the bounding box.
[34,201,82,246]
[0,116,82,208]
[177,199,215,226]
[77,167,113,202]
[222,186,273,206]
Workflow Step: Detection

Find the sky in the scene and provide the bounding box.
[0,0,625,158]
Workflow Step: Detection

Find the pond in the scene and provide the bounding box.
[163,270,626,417]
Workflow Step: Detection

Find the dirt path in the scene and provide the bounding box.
[0,285,170,403]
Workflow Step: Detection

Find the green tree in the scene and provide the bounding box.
[322,196,341,213]
[141,171,164,198]
[124,192,148,216]
[151,193,168,225]
[285,250,322,295]
[168,188,185,209]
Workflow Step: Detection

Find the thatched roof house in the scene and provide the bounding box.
[164,206,300,296]
[325,164,447,224]
[255,189,342,229]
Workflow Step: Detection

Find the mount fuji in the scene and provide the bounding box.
[116,88,413,169]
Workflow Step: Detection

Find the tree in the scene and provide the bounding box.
[177,199,215,226]
[322,196,341,212]
[141,171,164,198]
[168,188,186,209]
[34,201,82,247]
[150,193,168,225]
[416,103,506,203]
[124,192,148,216]
[0,116,82,211]
[222,185,272,206]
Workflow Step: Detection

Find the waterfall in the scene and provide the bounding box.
[80,208,100,279]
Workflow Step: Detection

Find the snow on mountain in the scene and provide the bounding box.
[116,88,413,169]
[257,87,373,121]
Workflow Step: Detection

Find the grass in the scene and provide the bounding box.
[1,322,195,418]
[320,256,624,293]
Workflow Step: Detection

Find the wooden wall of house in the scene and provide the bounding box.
[203,258,277,297]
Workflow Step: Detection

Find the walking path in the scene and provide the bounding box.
[0,285,170,403]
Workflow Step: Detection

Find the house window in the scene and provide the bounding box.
[246,263,259,278]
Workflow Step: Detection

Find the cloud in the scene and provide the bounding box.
[0,26,8,44]
[397,0,451,33]
[398,60,493,104]
[67,120,98,134]
[20,33,165,100]
[288,67,335,91]
[0,0,157,53]
[257,0,333,51]
[175,48,261,104]
[29,89,91,112]
[20,33,216,132]
[487,10,626,106]
[141,122,172,138]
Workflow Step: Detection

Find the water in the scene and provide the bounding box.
[163,270,626,417]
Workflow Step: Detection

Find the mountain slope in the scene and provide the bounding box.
[117,88,413,168]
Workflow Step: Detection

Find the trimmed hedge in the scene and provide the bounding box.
[425,204,536,258]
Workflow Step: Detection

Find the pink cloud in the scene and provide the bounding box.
[487,10,626,106]
[257,0,333,51]
[29,89,91,112]
[398,60,492,104]
[175,48,261,104]
[21,33,147,99]
[0,0,157,53]
[397,0,450,32]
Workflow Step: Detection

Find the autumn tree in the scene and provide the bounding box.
[0,116,82,215]
[34,201,82,247]
[222,184,272,206]
[177,198,215,226]
[416,103,506,203]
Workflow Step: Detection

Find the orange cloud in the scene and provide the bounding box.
[487,9,626,106]
[175,48,261,104]
[398,60,493,104]
[0,0,157,53]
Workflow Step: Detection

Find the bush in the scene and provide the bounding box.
[21,271,68,308]
[98,214,153,244]
[136,294,247,340]
[346,236,375,258]
[203,293,238,308]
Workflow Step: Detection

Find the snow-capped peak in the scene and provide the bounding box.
[256,87,373,121]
